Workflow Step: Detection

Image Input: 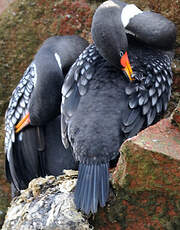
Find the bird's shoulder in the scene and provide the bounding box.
[61,44,103,148]
[62,44,102,97]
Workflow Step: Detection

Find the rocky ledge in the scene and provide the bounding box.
[93,101,180,230]
[2,170,92,230]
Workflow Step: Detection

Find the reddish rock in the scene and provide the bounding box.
[112,118,180,197]
[92,180,179,230]
[91,114,180,230]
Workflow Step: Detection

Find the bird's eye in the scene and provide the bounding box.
[120,51,124,57]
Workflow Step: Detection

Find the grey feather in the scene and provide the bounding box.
[5,63,36,159]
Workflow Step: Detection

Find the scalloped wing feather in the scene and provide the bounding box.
[61,44,101,149]
[123,54,173,138]
[5,62,36,161]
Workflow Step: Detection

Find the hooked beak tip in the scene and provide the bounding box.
[123,65,133,81]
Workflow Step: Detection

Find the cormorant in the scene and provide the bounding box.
[5,35,88,196]
[61,0,176,214]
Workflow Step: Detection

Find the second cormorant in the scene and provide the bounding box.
[5,35,88,196]
[61,0,176,214]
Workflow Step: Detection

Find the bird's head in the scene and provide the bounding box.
[91,0,176,82]
[91,0,139,81]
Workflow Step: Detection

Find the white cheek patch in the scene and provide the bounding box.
[121,4,142,28]
[54,52,62,71]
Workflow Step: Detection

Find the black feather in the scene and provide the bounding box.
[62,85,80,117]
[162,93,168,111]
[125,85,137,95]
[156,98,163,114]
[149,87,156,97]
[157,87,162,97]
[155,81,160,88]
[85,164,94,214]
[123,109,140,126]
[122,113,143,134]
[147,107,156,125]
[151,94,158,106]
[62,71,76,96]
[85,68,94,80]
[129,96,138,109]
[5,152,20,193]
[74,163,86,209]
[144,75,152,87]
[128,117,145,138]
[78,82,88,96]
[74,163,109,214]
[142,101,151,115]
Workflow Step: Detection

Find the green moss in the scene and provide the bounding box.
[149,226,155,230]
[91,187,179,230]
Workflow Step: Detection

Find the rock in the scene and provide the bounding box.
[90,104,180,230]
[91,191,180,230]
[2,171,93,230]
[112,118,180,196]
[172,59,180,92]
[171,100,180,129]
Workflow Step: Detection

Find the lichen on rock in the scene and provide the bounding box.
[2,171,93,230]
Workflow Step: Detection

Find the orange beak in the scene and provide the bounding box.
[15,112,30,133]
[120,52,133,81]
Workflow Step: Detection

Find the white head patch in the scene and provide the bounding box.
[98,0,120,10]
[54,52,62,71]
[121,4,142,28]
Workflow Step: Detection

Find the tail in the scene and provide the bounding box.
[74,162,109,214]
[6,127,40,195]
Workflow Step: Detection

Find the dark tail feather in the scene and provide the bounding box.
[74,162,109,214]
[5,151,20,194]
[99,163,109,207]
[74,163,85,205]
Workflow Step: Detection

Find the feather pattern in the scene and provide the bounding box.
[5,63,36,161]
[123,53,173,138]
[61,44,102,148]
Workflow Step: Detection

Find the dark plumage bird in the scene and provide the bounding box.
[5,35,88,196]
[61,0,176,214]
